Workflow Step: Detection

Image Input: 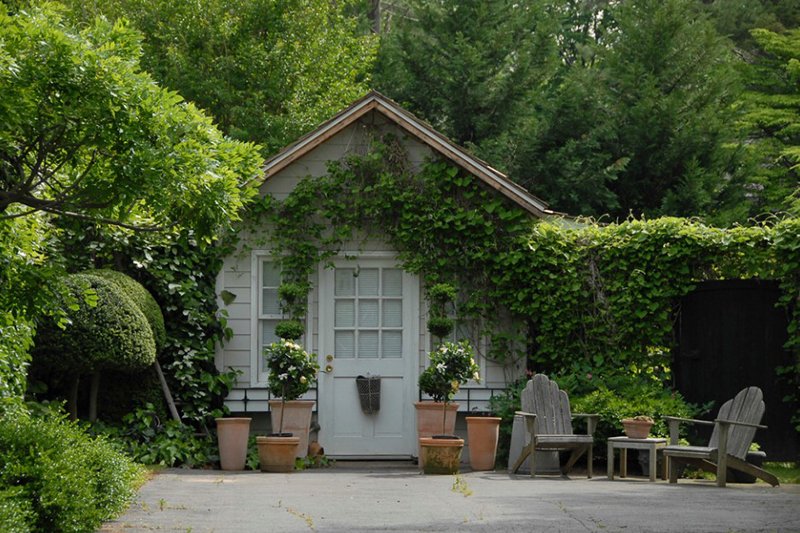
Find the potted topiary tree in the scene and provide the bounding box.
[416,283,460,458]
[257,339,319,472]
[418,340,480,474]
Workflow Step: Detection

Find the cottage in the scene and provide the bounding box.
[215,91,555,458]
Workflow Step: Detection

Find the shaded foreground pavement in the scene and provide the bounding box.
[102,462,800,532]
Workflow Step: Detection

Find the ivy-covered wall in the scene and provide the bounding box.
[250,139,799,425]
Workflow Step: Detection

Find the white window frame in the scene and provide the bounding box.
[422,295,488,388]
[250,251,310,387]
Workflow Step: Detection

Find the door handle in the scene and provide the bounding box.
[322,364,334,374]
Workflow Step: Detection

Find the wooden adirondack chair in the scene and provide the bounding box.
[510,374,599,478]
[662,386,779,487]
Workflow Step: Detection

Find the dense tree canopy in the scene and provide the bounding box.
[0,3,263,234]
[60,0,377,155]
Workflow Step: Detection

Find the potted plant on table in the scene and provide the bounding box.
[621,415,654,439]
[257,338,319,472]
[418,340,480,474]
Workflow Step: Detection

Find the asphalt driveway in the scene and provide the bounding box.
[101,462,800,533]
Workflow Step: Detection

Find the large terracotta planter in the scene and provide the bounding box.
[420,437,464,474]
[415,402,459,467]
[269,399,314,459]
[215,417,251,471]
[466,416,501,471]
[621,418,653,439]
[256,435,300,473]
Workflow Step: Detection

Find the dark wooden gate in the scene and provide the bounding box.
[675,279,798,461]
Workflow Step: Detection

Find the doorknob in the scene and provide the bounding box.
[322,364,334,374]
[326,354,334,362]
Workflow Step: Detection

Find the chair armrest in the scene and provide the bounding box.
[572,413,599,436]
[514,411,537,420]
[664,415,715,445]
[664,416,715,427]
[714,418,767,430]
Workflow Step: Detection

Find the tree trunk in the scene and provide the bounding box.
[68,376,79,420]
[369,0,381,34]
[89,371,100,422]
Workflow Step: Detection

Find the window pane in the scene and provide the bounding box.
[358,331,378,358]
[382,299,402,327]
[382,269,402,296]
[262,262,281,287]
[335,331,355,358]
[335,300,355,327]
[335,269,356,296]
[382,331,402,358]
[358,268,379,296]
[358,300,379,327]
[262,288,280,315]
[261,320,279,348]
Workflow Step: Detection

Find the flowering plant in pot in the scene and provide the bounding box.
[419,340,480,436]
[258,338,319,472]
[417,340,479,474]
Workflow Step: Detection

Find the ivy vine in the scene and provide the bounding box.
[241,138,799,428]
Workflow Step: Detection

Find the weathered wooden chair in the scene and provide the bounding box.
[510,373,599,478]
[662,386,779,487]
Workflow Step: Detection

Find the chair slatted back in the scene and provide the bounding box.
[520,374,574,435]
[709,386,764,459]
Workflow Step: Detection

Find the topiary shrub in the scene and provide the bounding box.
[0,411,143,532]
[91,269,166,352]
[32,273,156,419]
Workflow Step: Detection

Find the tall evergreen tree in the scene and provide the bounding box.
[373,0,560,168]
[735,28,800,217]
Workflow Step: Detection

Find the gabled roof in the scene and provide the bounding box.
[263,91,554,218]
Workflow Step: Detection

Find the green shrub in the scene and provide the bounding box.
[0,411,143,532]
[99,404,216,467]
[33,273,156,374]
[0,486,35,533]
[91,269,166,352]
[0,312,34,408]
[571,378,708,451]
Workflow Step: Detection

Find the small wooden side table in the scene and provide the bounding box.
[607,436,667,481]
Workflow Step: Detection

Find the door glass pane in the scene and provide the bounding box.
[358,331,378,358]
[382,300,402,327]
[382,269,402,296]
[335,300,355,327]
[335,269,355,296]
[359,268,379,296]
[382,331,402,358]
[358,300,379,327]
[335,331,355,358]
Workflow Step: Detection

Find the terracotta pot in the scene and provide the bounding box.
[215,417,251,471]
[621,418,653,439]
[466,416,501,471]
[256,435,300,473]
[419,437,464,475]
[415,402,459,467]
[269,399,314,459]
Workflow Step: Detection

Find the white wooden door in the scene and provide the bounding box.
[318,258,418,457]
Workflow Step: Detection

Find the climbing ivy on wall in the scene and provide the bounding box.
[248,138,799,418]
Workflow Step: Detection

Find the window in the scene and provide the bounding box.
[333,267,403,359]
[254,258,307,384]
